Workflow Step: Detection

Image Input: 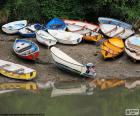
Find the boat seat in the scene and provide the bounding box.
[13,68,25,73]
[20,46,37,56]
[16,45,32,53]
[0,64,11,68]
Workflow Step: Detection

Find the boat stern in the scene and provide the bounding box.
[81,63,96,78]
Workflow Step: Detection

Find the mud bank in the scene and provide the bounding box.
[0,33,139,83]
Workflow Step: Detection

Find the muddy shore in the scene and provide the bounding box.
[0,33,139,83]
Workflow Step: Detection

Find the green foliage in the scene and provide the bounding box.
[1,0,140,28]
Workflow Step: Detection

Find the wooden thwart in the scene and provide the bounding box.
[0,64,11,68]
[13,68,25,73]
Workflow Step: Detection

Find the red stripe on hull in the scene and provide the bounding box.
[17,51,39,60]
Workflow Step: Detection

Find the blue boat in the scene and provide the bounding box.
[13,39,39,60]
[46,18,66,30]
[98,17,134,39]
[18,23,43,38]
[98,17,133,29]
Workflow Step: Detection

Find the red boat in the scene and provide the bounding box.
[13,39,39,60]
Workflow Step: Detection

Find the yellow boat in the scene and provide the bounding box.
[0,82,38,91]
[100,37,124,59]
[89,79,125,90]
[0,59,36,80]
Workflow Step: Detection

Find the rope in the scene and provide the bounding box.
[34,58,53,65]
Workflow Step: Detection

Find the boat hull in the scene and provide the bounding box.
[50,47,96,78]
[19,32,36,38]
[16,51,39,60]
[0,59,36,80]
[63,19,99,31]
[36,30,57,47]
[100,37,124,59]
[48,30,83,45]
[13,39,40,60]
[2,20,27,34]
[46,18,66,30]
[125,35,140,60]
[19,24,42,38]
[98,17,133,29]
[99,24,134,39]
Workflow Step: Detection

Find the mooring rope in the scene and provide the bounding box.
[34,58,53,65]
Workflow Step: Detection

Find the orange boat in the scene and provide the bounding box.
[100,37,124,59]
[89,79,125,90]
[83,33,103,42]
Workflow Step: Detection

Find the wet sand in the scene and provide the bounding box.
[0,33,140,83]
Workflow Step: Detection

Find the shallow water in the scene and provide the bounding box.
[0,82,139,116]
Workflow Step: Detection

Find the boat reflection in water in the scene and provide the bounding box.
[51,83,95,97]
[0,82,38,94]
[0,81,55,95]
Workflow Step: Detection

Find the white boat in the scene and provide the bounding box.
[2,20,27,34]
[66,24,98,35]
[51,84,88,97]
[19,23,42,37]
[63,19,99,31]
[98,17,133,29]
[98,17,134,39]
[48,30,83,44]
[36,30,57,47]
[125,34,140,60]
[50,47,96,78]
[99,23,134,39]
[0,59,36,80]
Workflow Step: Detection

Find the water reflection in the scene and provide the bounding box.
[0,82,38,91]
[51,84,94,97]
[0,79,140,96]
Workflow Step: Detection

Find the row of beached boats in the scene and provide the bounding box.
[0,17,139,80]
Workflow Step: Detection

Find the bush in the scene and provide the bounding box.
[1,0,140,28]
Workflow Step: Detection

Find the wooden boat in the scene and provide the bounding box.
[13,39,39,60]
[100,37,124,59]
[125,34,140,61]
[36,30,57,47]
[64,19,103,42]
[89,79,125,90]
[82,30,103,42]
[63,19,99,31]
[19,23,42,37]
[0,59,36,80]
[98,17,134,39]
[0,82,38,90]
[2,20,27,34]
[66,24,103,42]
[48,30,83,44]
[50,47,96,78]
[46,18,66,30]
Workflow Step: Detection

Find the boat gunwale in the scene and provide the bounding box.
[98,17,132,29]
